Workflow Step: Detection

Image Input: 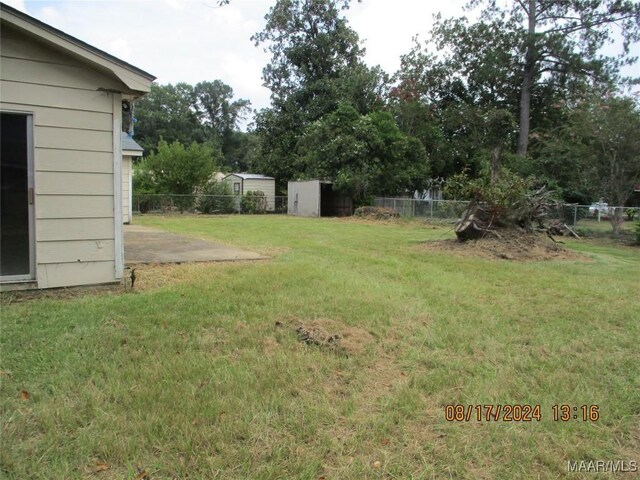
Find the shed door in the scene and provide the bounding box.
[1,112,35,281]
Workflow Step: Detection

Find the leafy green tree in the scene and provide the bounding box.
[391,26,524,178]
[132,83,204,153]
[220,131,259,172]
[252,0,386,184]
[297,103,429,199]
[445,165,538,225]
[540,95,640,233]
[468,0,640,157]
[133,81,251,169]
[134,140,218,195]
[252,0,363,105]
[391,2,638,192]
[193,80,251,139]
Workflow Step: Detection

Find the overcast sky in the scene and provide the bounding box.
[5,0,639,122]
[3,0,477,112]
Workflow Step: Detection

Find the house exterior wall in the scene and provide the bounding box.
[0,25,124,288]
[122,155,132,224]
[288,181,321,217]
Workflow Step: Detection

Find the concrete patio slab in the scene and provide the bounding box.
[124,225,268,264]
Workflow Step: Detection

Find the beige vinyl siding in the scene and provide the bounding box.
[34,149,113,174]
[1,103,113,131]
[36,172,114,195]
[36,126,113,152]
[38,240,115,264]
[36,196,114,219]
[243,179,276,211]
[0,80,114,112]
[223,175,241,192]
[37,262,117,289]
[37,218,114,242]
[0,56,125,92]
[122,156,131,223]
[1,26,90,68]
[1,27,121,288]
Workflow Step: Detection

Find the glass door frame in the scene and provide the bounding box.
[1,111,36,283]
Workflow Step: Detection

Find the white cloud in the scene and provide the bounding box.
[3,0,27,12]
[220,53,270,110]
[108,38,132,62]
[39,5,63,25]
[163,0,186,10]
[346,0,474,75]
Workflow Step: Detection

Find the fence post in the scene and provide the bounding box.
[573,205,577,226]
[393,198,397,213]
[430,200,433,219]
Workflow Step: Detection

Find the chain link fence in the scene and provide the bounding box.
[132,193,639,230]
[133,194,288,215]
[546,204,639,229]
[373,197,640,228]
[373,198,470,221]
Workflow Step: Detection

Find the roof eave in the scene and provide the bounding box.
[123,149,144,157]
[0,3,156,95]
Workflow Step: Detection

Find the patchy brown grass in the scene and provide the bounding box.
[278,317,375,358]
[2,215,638,479]
[0,283,123,305]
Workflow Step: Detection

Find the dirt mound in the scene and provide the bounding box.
[419,230,590,261]
[291,318,374,356]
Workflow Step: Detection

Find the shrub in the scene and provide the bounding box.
[241,191,268,214]
[198,181,237,214]
[132,166,157,214]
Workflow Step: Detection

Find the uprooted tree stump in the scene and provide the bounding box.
[547,221,580,239]
[453,185,574,243]
[454,202,495,241]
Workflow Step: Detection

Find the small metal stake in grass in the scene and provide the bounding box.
[124,267,137,290]
[130,268,136,290]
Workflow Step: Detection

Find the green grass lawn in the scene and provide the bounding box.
[575,218,636,234]
[2,215,639,479]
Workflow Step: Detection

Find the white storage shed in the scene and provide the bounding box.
[224,173,276,212]
[288,180,353,217]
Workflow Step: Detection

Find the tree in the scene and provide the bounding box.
[193,80,251,139]
[133,81,251,168]
[133,83,205,153]
[391,29,521,178]
[220,131,259,172]
[252,0,363,106]
[541,94,640,233]
[252,0,386,185]
[197,180,237,214]
[134,140,218,196]
[469,0,640,157]
[296,103,429,200]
